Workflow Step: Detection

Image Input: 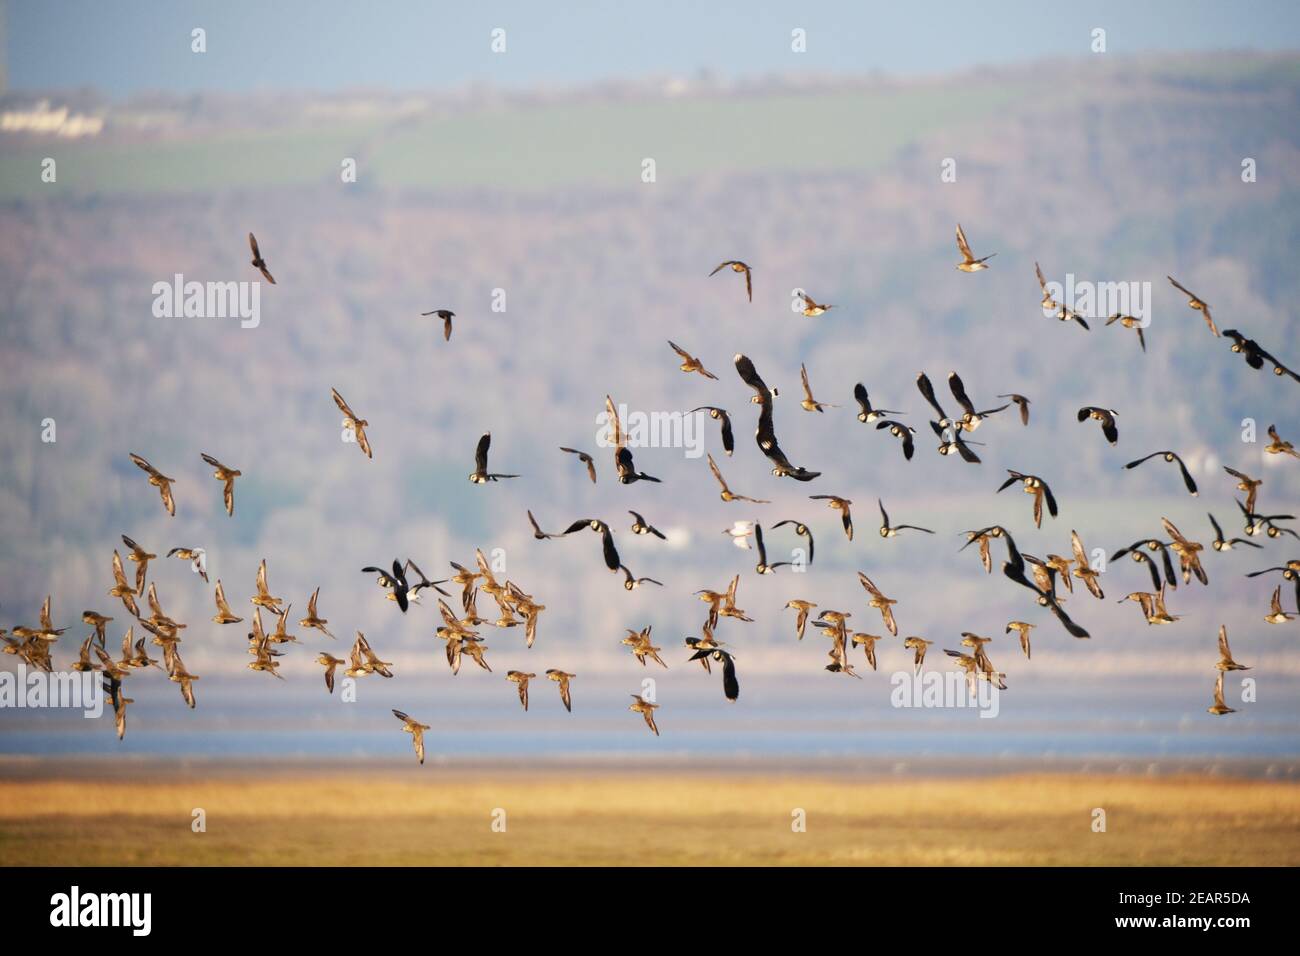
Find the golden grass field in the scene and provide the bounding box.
[3,767,1299,866]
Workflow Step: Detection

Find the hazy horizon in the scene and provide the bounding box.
[7,0,1300,97]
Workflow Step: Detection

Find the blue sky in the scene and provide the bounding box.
[8,0,1300,96]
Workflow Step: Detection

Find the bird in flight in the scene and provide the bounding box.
[166,547,207,583]
[1162,517,1209,587]
[752,523,792,574]
[199,453,241,516]
[998,393,1031,426]
[421,308,456,341]
[851,633,883,671]
[621,626,667,668]
[469,433,519,483]
[1208,512,1260,552]
[392,709,431,764]
[1265,425,1299,458]
[916,372,956,430]
[169,650,200,707]
[363,560,412,612]
[797,291,834,316]
[629,693,661,735]
[1068,531,1105,599]
[1052,299,1090,331]
[717,575,752,623]
[129,453,176,517]
[693,582,729,630]
[690,406,734,456]
[876,420,916,460]
[1264,585,1296,624]
[251,559,284,616]
[559,446,597,483]
[1215,625,1250,673]
[810,495,853,540]
[347,631,394,678]
[689,645,739,702]
[628,510,666,540]
[298,587,334,638]
[668,340,718,379]
[248,232,275,284]
[561,518,621,573]
[733,353,780,407]
[784,599,817,641]
[315,652,345,693]
[103,674,133,741]
[1112,538,1179,592]
[858,571,899,636]
[605,396,661,484]
[619,565,663,590]
[331,388,372,459]
[945,647,1006,691]
[546,670,576,712]
[878,499,934,538]
[707,453,769,504]
[1034,262,1057,312]
[211,579,243,624]
[799,364,838,412]
[772,519,814,565]
[1224,467,1262,514]
[528,509,560,540]
[1006,621,1034,659]
[81,611,112,649]
[709,260,752,302]
[507,671,536,711]
[960,526,1000,574]
[1125,451,1198,496]
[1235,499,1296,541]
[955,223,995,271]
[1223,329,1300,381]
[108,551,140,618]
[947,372,1008,432]
[1167,275,1218,337]
[1106,313,1147,352]
[817,611,858,679]
[1077,406,1119,445]
[1207,673,1236,716]
[404,559,450,600]
[904,636,933,673]
[853,383,903,424]
[997,470,1059,528]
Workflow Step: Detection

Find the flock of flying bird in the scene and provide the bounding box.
[2,227,1296,762]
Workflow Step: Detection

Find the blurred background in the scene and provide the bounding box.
[1,1,1298,771]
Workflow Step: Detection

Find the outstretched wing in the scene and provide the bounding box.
[1166,275,1196,300]
[916,373,947,419]
[955,223,974,260]
[1172,454,1198,495]
[948,372,975,417]
[707,453,728,492]
[605,395,623,448]
[600,526,621,572]
[733,354,769,398]
[331,388,357,420]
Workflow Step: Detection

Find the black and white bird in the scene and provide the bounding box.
[1125,450,1198,496]
[469,433,519,483]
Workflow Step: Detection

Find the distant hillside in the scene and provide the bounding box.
[0,53,1298,681]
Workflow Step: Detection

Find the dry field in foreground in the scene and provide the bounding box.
[1,770,1297,866]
